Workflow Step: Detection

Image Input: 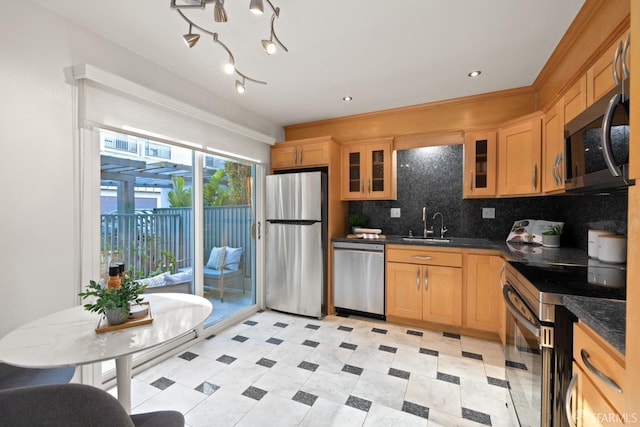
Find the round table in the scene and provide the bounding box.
[0,293,212,413]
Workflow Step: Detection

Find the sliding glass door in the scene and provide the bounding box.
[98,130,257,376]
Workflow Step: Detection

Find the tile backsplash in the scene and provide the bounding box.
[348,145,627,251]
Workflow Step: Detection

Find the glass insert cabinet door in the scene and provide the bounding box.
[341,138,394,200]
[463,130,497,198]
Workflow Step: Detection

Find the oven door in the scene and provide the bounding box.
[503,283,553,427]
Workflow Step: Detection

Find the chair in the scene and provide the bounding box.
[0,383,185,427]
[203,247,245,302]
[0,363,75,391]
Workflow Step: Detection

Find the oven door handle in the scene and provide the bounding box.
[502,284,541,337]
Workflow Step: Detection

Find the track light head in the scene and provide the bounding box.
[249,0,264,15]
[223,61,235,75]
[235,79,246,94]
[182,24,200,48]
[262,39,276,55]
[214,0,228,22]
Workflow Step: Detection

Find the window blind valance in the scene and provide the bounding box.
[71,64,274,163]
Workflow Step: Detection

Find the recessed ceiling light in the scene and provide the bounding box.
[468,70,482,78]
[342,96,353,102]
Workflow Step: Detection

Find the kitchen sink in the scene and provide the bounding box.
[402,237,452,243]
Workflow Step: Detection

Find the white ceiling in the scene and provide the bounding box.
[35,0,585,127]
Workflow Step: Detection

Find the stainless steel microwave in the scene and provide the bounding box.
[564,81,632,193]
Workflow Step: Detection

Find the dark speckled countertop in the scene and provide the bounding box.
[332,236,624,354]
[562,296,625,355]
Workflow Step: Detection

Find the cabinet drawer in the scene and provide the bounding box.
[573,322,625,413]
[386,248,462,267]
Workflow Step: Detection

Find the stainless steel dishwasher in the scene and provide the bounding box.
[332,241,385,319]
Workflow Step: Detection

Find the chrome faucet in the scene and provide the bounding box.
[432,212,448,239]
[422,207,433,238]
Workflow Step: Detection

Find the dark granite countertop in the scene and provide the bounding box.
[332,236,592,266]
[331,236,625,353]
[562,296,626,355]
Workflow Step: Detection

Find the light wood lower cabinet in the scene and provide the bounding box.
[386,246,462,327]
[567,322,626,425]
[569,362,625,427]
[464,254,503,333]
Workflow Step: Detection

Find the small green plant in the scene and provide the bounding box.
[348,214,368,227]
[543,224,564,235]
[78,276,147,317]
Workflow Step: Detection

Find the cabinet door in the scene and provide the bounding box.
[422,265,462,326]
[341,144,365,199]
[298,141,329,167]
[497,117,542,196]
[465,255,502,333]
[542,103,565,194]
[366,141,394,199]
[386,262,422,320]
[570,363,623,427]
[563,75,587,124]
[271,144,297,170]
[463,130,497,198]
[586,32,628,105]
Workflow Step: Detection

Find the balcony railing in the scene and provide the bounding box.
[101,205,252,280]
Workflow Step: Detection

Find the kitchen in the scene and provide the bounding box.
[267,1,635,424]
[1,0,638,426]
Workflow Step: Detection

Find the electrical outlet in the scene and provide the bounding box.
[482,207,495,219]
[390,208,401,218]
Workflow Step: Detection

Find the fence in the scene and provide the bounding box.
[100,205,252,279]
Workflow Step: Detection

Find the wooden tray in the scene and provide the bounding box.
[95,302,153,333]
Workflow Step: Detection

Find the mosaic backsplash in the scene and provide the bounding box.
[349,145,628,251]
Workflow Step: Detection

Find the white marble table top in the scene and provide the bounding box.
[0,293,212,368]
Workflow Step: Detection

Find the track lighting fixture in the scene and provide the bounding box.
[213,0,227,23]
[249,0,264,15]
[170,0,286,94]
[235,78,246,94]
[182,24,200,48]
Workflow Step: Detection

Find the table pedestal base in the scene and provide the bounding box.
[115,354,132,414]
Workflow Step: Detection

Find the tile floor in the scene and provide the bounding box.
[121,310,519,426]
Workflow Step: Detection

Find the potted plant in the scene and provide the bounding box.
[348,213,368,234]
[542,224,563,248]
[78,276,148,325]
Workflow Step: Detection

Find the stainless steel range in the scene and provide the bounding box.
[503,261,625,427]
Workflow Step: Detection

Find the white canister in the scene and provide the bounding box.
[588,229,615,258]
[597,235,627,263]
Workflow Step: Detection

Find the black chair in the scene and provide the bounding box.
[0,383,185,427]
[0,363,76,391]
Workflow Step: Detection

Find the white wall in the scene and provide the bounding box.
[0,2,280,338]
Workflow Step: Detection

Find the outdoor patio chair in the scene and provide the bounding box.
[203,246,244,302]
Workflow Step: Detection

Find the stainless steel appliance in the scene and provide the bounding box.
[564,36,631,193]
[265,171,327,318]
[503,261,625,426]
[332,241,385,319]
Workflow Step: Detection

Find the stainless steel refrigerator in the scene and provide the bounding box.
[265,171,327,318]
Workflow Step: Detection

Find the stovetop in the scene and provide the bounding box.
[508,261,626,301]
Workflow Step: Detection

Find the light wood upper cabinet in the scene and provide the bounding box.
[586,31,630,106]
[465,254,502,333]
[497,113,543,197]
[386,246,462,326]
[341,138,396,200]
[463,130,497,198]
[563,75,587,124]
[271,137,331,170]
[542,102,565,194]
